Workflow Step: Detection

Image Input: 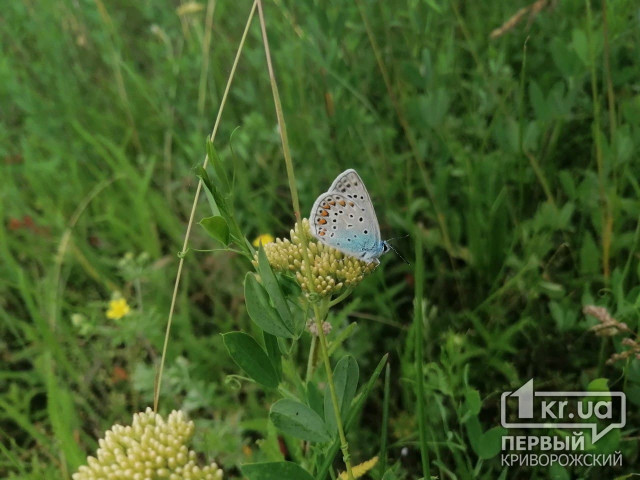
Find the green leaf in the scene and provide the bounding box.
[241,461,314,480]
[196,166,228,217]
[257,248,296,334]
[549,463,570,480]
[222,332,279,388]
[306,381,324,417]
[464,389,481,415]
[588,378,610,392]
[477,426,506,459]
[324,355,359,433]
[206,139,231,194]
[263,331,282,382]
[465,415,506,460]
[199,216,230,245]
[244,273,295,338]
[571,28,589,66]
[465,415,483,454]
[270,399,331,443]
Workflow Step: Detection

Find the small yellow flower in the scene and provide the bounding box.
[339,456,378,479]
[253,233,275,247]
[106,298,130,320]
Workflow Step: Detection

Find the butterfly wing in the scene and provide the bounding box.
[310,170,384,262]
[328,169,381,241]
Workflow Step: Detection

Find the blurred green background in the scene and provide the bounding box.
[2,0,640,478]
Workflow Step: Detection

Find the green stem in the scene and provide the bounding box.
[585,0,611,282]
[379,362,391,477]
[414,229,431,479]
[313,300,355,480]
[305,334,318,382]
[329,287,354,307]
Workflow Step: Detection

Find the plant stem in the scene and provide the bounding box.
[414,227,431,479]
[153,0,258,413]
[329,287,354,307]
[379,362,391,477]
[601,0,616,141]
[198,0,217,118]
[305,334,318,382]
[314,300,355,480]
[585,0,612,282]
[256,1,301,221]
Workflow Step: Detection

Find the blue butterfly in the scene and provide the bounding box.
[310,169,390,263]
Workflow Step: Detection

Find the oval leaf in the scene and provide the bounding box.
[222,332,278,388]
[257,248,297,333]
[325,355,359,433]
[263,332,282,382]
[199,216,229,245]
[206,140,231,195]
[241,461,314,480]
[270,399,331,443]
[244,273,294,338]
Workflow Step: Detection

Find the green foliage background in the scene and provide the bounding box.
[1,0,640,478]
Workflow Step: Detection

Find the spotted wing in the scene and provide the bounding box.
[328,169,381,241]
[310,191,382,260]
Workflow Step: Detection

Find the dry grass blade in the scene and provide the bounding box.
[490,0,551,39]
[153,0,258,412]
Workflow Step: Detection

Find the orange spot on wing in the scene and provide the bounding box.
[318,218,327,225]
[338,200,346,206]
[320,210,328,216]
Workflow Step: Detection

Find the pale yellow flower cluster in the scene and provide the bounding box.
[257,219,377,297]
[73,408,223,480]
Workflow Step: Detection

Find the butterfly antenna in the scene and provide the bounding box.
[386,233,410,242]
[385,242,410,265]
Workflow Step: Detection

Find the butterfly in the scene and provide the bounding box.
[310,169,391,264]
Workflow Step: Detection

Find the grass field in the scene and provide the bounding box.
[2,0,640,478]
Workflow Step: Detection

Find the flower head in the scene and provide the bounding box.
[254,219,377,297]
[106,298,130,320]
[73,408,223,480]
[252,233,275,247]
